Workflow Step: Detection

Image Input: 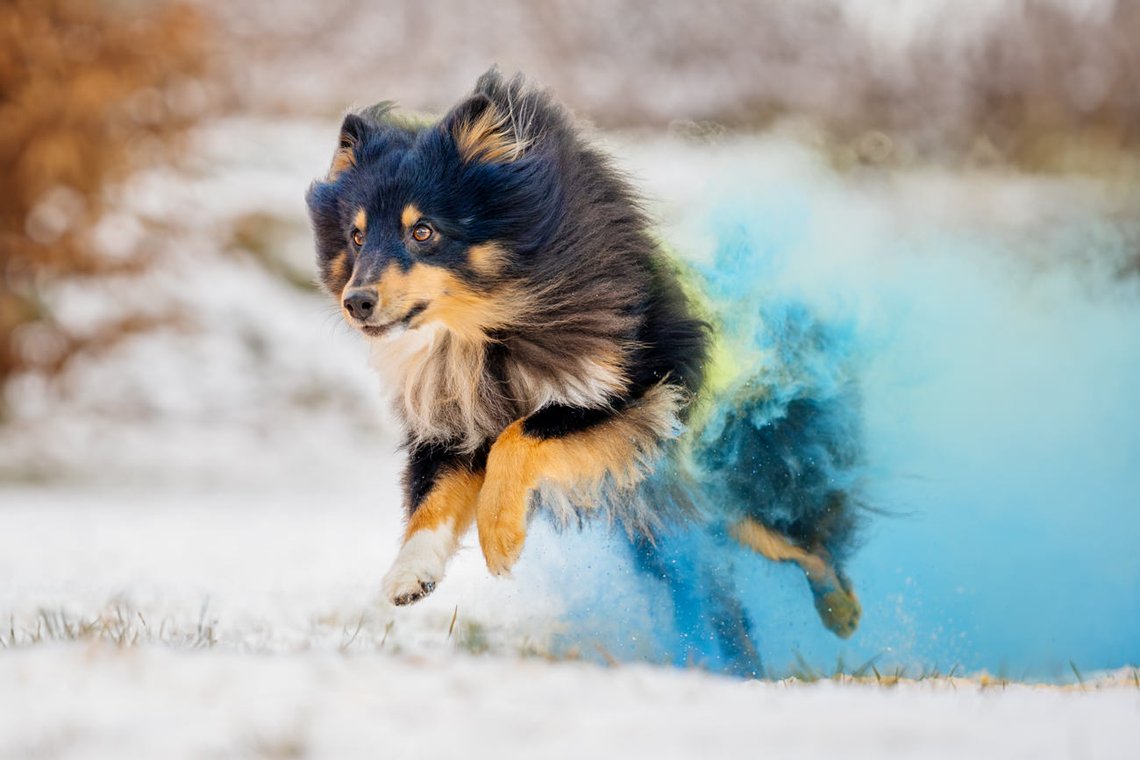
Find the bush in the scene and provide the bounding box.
[0,0,214,407]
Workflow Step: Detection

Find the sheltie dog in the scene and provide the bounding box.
[307,70,863,639]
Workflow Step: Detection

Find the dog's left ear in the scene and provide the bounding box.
[443,93,529,164]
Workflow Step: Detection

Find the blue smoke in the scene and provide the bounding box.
[524,181,1140,680]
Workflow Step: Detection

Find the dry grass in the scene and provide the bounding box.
[3,598,1137,692]
[1,601,219,650]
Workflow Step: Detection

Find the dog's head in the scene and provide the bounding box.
[306,70,568,343]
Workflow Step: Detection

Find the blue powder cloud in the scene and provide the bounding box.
[521,179,1140,680]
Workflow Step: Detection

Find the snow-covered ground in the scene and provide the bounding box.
[5,646,1135,760]
[2,485,1137,760]
[2,116,1138,757]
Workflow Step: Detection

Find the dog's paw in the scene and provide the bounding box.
[477,512,527,577]
[381,529,451,606]
[382,568,437,607]
[809,573,862,639]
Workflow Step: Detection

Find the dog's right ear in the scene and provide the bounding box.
[327,113,371,181]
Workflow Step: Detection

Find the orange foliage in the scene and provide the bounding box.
[0,0,214,392]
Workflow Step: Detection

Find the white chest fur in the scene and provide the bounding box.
[368,324,626,451]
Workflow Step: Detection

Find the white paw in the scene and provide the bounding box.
[381,528,453,606]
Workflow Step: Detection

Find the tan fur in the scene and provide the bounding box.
[467,242,506,277]
[453,104,528,164]
[400,204,421,230]
[404,467,484,540]
[476,384,685,574]
[354,208,367,232]
[375,262,522,339]
[730,516,862,638]
[731,517,824,572]
[327,250,349,292]
[420,277,522,343]
[328,143,356,180]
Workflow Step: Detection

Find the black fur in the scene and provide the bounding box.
[521,403,623,440]
[403,441,490,513]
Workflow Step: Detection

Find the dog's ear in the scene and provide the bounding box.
[328,102,409,180]
[443,92,530,165]
[327,113,371,181]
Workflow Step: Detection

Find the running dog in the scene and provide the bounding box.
[306,70,862,637]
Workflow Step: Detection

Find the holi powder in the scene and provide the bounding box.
[513,167,1140,679]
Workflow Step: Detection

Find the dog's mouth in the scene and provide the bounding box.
[356,302,428,338]
[360,322,395,338]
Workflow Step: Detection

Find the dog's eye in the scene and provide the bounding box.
[411,223,433,243]
[352,228,364,247]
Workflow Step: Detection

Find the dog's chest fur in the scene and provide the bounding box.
[369,324,627,451]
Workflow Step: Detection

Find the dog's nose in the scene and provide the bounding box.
[343,289,376,321]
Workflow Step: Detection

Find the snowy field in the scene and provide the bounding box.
[2,486,1138,759]
[5,645,1136,759]
[1,116,1138,757]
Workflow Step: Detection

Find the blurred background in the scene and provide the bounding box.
[1,0,1138,695]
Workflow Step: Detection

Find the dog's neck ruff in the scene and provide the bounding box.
[369,323,628,452]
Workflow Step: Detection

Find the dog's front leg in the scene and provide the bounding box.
[382,443,484,606]
[477,404,634,576]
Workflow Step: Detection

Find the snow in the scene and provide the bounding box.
[1,486,1137,760]
[2,115,1138,755]
[3,647,1138,760]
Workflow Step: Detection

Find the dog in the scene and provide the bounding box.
[306,69,863,639]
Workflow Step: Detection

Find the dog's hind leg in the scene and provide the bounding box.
[383,444,485,606]
[631,532,764,678]
[730,517,861,638]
